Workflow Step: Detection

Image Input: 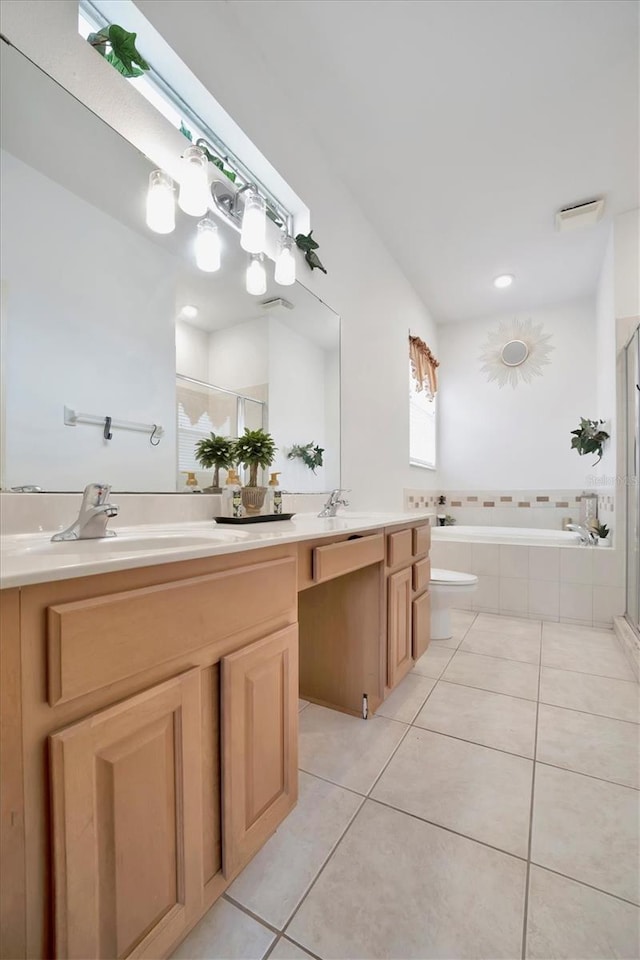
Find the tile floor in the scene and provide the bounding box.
[173,611,640,960]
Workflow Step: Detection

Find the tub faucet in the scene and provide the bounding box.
[566,523,598,546]
[318,488,350,518]
[51,483,119,541]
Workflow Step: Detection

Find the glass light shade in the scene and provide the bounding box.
[246,255,267,296]
[146,170,175,234]
[178,145,209,217]
[195,218,221,272]
[274,234,296,285]
[240,188,266,253]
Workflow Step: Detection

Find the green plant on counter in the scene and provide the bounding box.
[87,24,150,78]
[234,428,277,487]
[194,434,236,489]
[287,442,324,473]
[570,418,610,466]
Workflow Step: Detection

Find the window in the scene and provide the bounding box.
[409,361,436,469]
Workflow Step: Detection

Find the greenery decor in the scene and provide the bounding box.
[570,418,610,466]
[234,428,277,487]
[194,434,236,489]
[87,24,150,78]
[443,514,457,526]
[287,442,324,473]
[595,521,610,539]
[295,231,327,274]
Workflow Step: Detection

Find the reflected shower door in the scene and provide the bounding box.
[625,325,640,633]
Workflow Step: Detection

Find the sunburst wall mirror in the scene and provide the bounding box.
[479,317,554,388]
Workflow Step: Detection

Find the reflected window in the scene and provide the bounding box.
[409,362,436,469]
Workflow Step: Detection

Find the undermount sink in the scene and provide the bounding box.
[17,533,236,556]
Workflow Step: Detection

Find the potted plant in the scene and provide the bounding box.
[594,520,610,546]
[570,418,610,465]
[234,428,277,513]
[287,442,324,473]
[194,433,236,493]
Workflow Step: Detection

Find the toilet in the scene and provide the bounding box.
[430,568,478,641]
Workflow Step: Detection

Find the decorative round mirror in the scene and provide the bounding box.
[501,339,529,366]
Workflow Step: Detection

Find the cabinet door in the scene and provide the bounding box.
[222,625,298,879]
[387,568,413,688]
[49,670,203,960]
[413,590,431,661]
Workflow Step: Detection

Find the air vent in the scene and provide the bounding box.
[260,297,294,311]
[555,198,605,232]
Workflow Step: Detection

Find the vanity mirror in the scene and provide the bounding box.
[0,43,340,493]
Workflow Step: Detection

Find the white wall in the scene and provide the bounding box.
[208,319,268,394]
[0,0,439,510]
[175,320,210,381]
[1,150,178,491]
[614,209,640,324]
[437,298,597,489]
[595,231,617,481]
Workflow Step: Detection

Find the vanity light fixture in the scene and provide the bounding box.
[240,186,267,253]
[178,145,209,217]
[146,170,175,234]
[246,254,267,296]
[274,233,296,286]
[493,274,514,289]
[195,218,221,272]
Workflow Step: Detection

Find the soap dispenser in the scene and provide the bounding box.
[267,472,283,515]
[182,471,201,493]
[221,469,244,518]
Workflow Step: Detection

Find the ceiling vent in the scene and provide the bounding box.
[555,198,605,232]
[260,297,294,311]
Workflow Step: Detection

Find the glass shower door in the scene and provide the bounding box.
[625,325,640,633]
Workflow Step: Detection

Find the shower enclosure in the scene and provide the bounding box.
[625,324,640,634]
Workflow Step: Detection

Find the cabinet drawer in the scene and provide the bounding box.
[413,524,431,556]
[313,534,384,584]
[413,557,431,594]
[387,529,413,568]
[412,590,431,661]
[47,557,297,706]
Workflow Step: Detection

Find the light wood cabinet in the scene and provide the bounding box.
[413,590,431,661]
[387,567,413,688]
[49,669,204,960]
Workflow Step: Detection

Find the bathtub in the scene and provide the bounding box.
[432,525,581,547]
[430,524,622,627]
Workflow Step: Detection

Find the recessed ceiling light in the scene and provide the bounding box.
[180,305,199,319]
[493,274,514,289]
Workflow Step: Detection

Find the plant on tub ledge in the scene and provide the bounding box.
[234,428,277,514]
[570,418,610,465]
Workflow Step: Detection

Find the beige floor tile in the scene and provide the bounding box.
[412,643,456,678]
[298,699,309,712]
[460,627,540,664]
[474,613,541,640]
[371,728,533,856]
[539,667,640,723]
[170,898,275,960]
[542,629,636,681]
[450,609,477,633]
[268,938,315,960]
[526,866,640,959]
[298,704,407,794]
[442,650,539,700]
[287,800,526,959]
[376,673,437,723]
[537,704,640,788]
[414,681,537,757]
[228,771,362,929]
[531,764,640,904]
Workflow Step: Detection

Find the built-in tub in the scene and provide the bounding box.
[432,525,581,547]
[430,525,623,627]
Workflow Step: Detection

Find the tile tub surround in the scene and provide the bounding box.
[430,535,626,627]
[171,611,639,960]
[404,488,616,533]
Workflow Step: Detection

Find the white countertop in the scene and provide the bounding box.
[0,511,433,589]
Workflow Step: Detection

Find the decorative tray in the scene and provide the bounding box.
[215,513,295,525]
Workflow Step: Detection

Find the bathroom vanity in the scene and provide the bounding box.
[0,513,431,960]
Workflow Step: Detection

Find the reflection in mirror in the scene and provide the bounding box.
[0,44,340,493]
[501,339,529,367]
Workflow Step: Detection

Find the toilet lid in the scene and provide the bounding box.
[430,568,478,585]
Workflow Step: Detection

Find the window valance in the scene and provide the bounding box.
[409,334,439,396]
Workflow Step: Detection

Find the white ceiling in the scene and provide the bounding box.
[229,0,639,322]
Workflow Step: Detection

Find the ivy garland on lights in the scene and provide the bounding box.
[295,231,327,274]
[87,24,150,78]
[287,442,325,473]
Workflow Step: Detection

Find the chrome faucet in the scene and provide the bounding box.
[51,483,119,541]
[318,488,350,518]
[566,523,598,546]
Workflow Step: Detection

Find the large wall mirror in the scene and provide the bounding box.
[0,44,340,493]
